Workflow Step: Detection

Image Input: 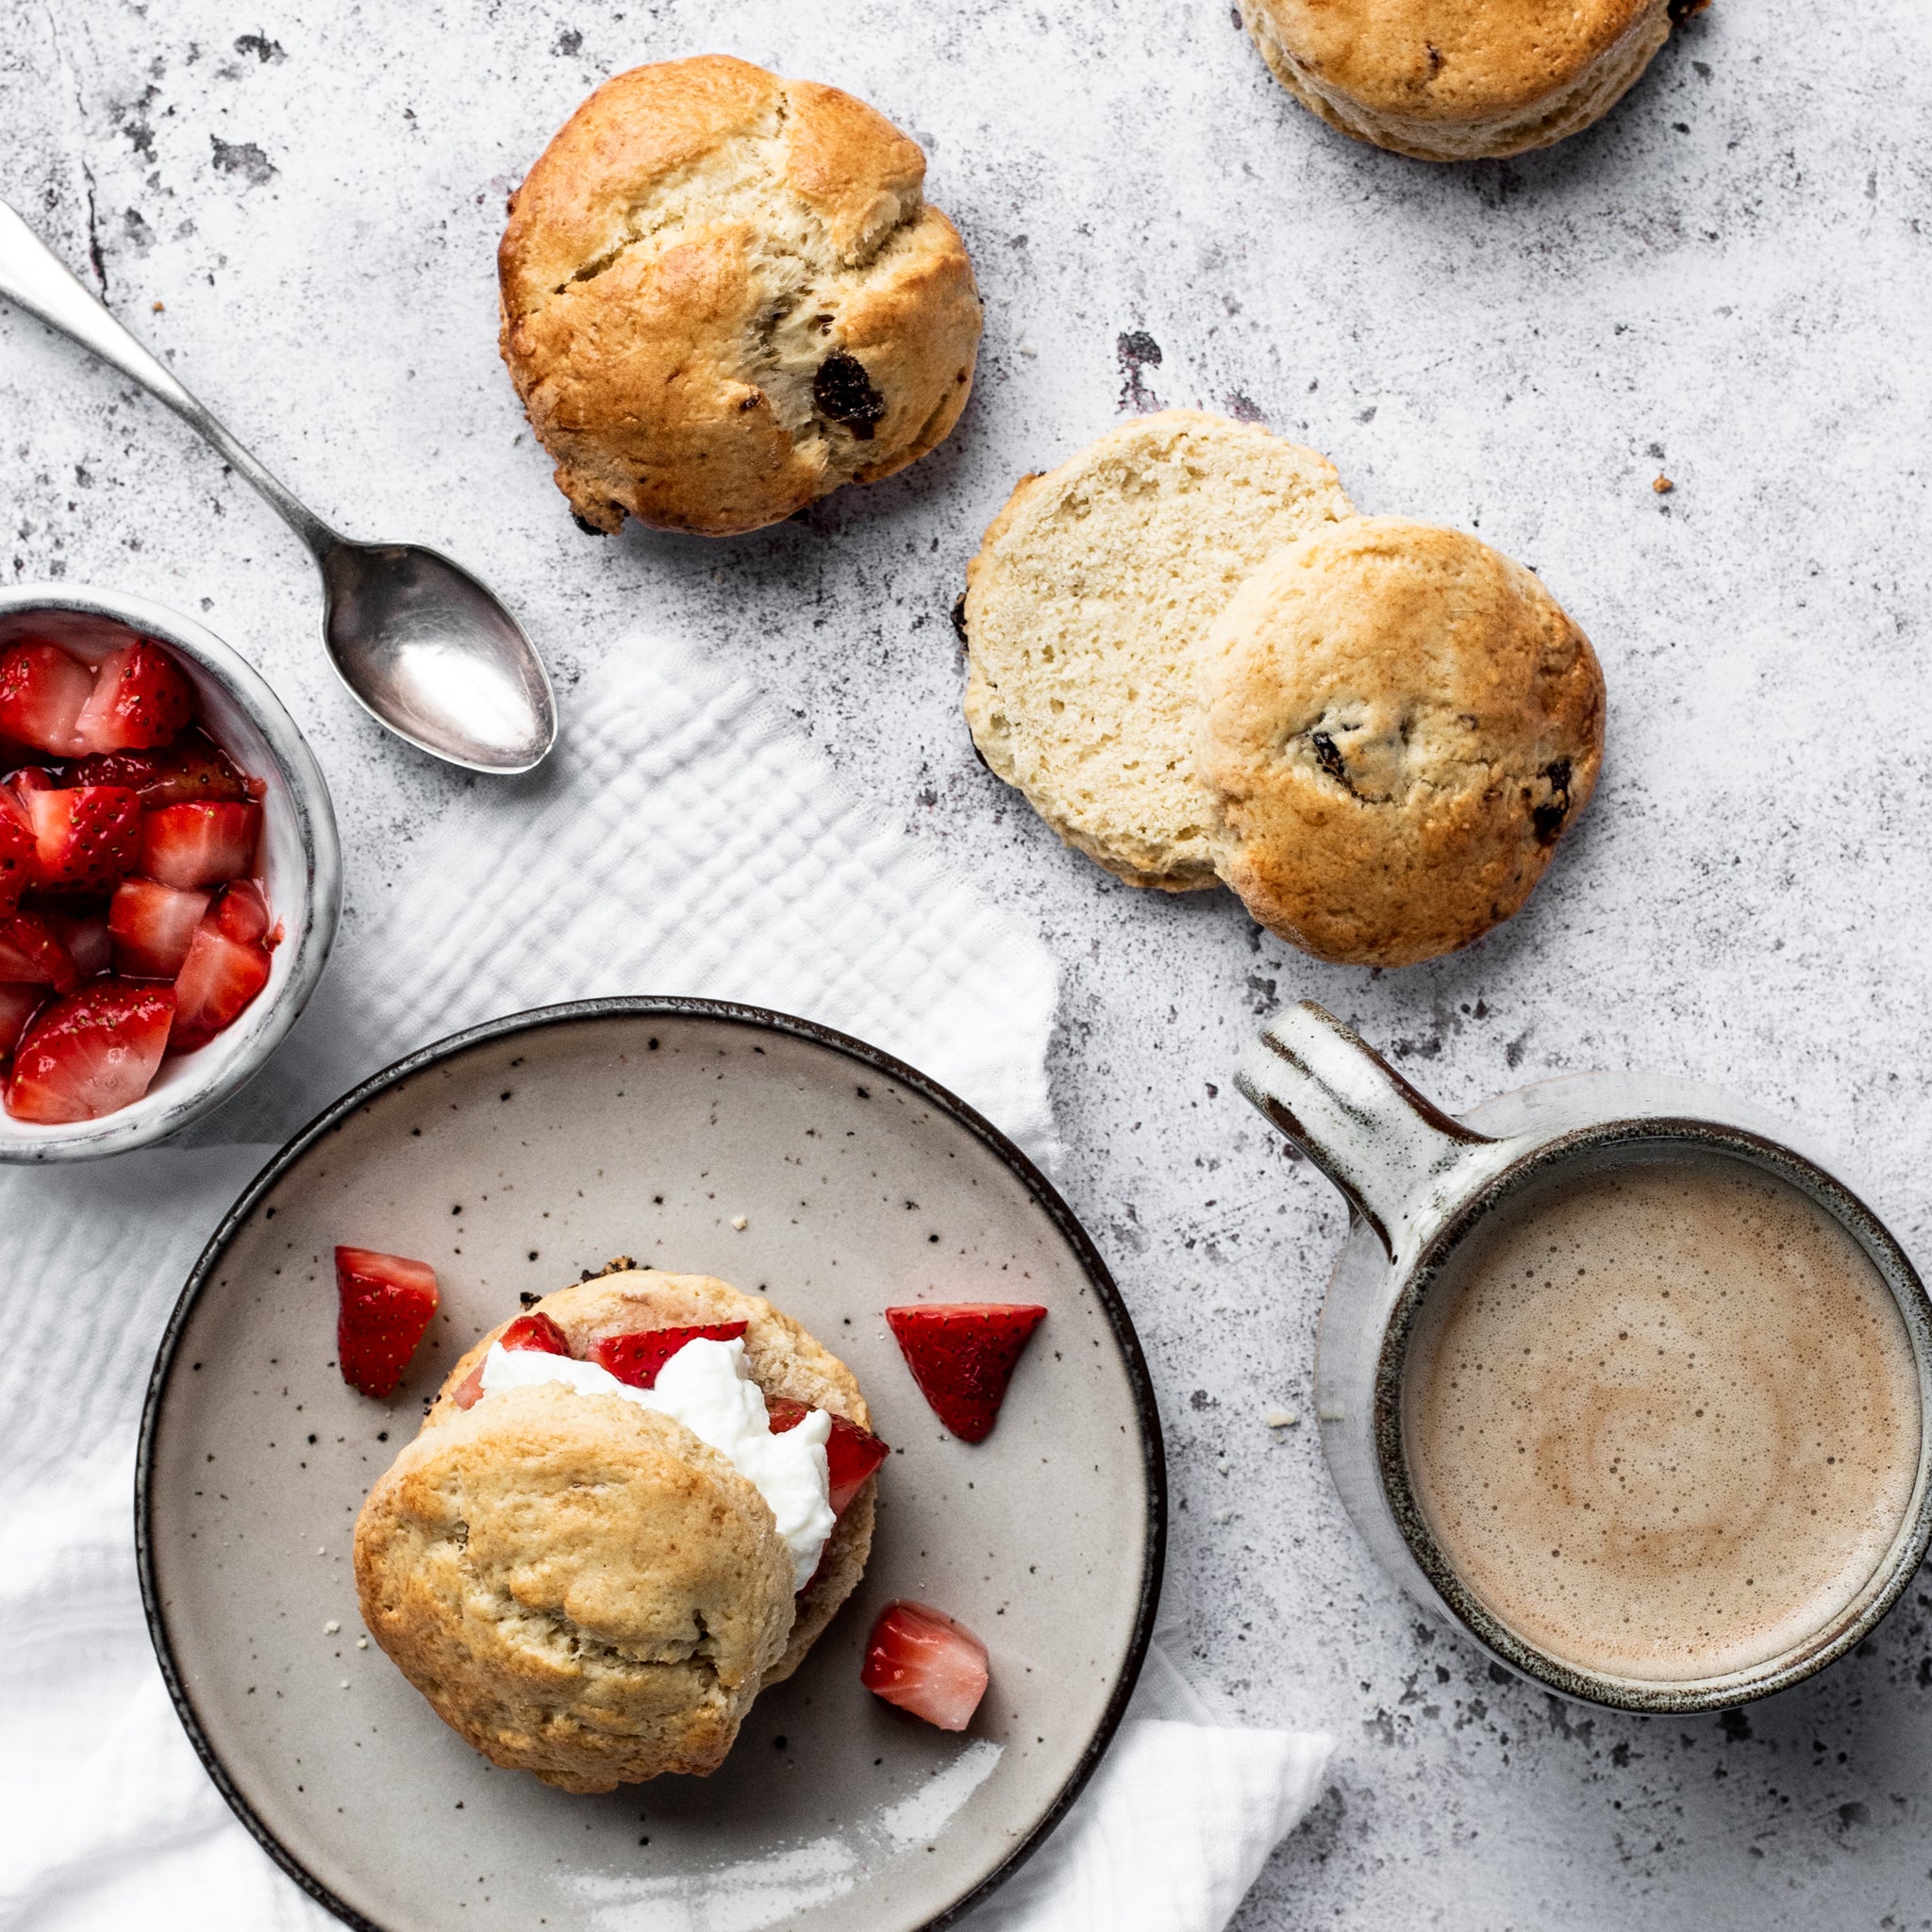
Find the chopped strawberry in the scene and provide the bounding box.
[768,1398,889,1515]
[591,1321,749,1390]
[860,1601,990,1732]
[74,728,248,808]
[0,912,78,990]
[210,878,272,945]
[44,908,111,979]
[0,983,43,1061]
[4,979,174,1123]
[24,785,142,892]
[171,916,272,1052]
[0,642,93,757]
[140,800,261,890]
[451,1308,573,1409]
[108,877,210,978]
[71,639,195,754]
[335,1247,441,1399]
[884,1303,1048,1443]
[0,798,33,915]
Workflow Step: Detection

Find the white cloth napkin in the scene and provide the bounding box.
[0,639,1330,1932]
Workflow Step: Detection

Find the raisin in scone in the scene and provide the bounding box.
[961,412,1353,890]
[499,56,982,537]
[1240,0,1677,162]
[354,1269,878,1792]
[1194,517,1605,966]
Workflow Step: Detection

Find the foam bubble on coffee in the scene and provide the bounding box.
[1402,1155,1922,1683]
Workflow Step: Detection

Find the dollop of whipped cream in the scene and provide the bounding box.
[479,1336,834,1591]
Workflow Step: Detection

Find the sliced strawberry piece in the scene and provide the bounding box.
[71,639,195,754]
[74,728,249,808]
[884,1303,1048,1443]
[4,979,174,1123]
[0,797,33,916]
[768,1398,889,1515]
[108,877,210,978]
[0,643,93,757]
[171,916,272,1052]
[210,877,272,945]
[451,1308,573,1409]
[0,912,78,990]
[140,800,261,891]
[25,785,142,892]
[335,1247,441,1399]
[44,908,111,979]
[0,983,44,1062]
[860,1601,990,1732]
[591,1321,749,1390]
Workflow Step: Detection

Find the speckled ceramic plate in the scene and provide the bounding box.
[138,999,1163,1932]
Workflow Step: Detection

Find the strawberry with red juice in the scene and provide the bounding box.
[0,633,278,1123]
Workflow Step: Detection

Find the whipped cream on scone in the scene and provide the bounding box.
[353,1267,879,1792]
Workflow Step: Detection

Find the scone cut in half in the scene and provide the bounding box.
[499,56,983,537]
[353,1267,884,1793]
[961,411,1353,891]
[1239,0,1682,162]
[1194,517,1605,967]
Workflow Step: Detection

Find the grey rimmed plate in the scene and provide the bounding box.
[139,999,1163,1932]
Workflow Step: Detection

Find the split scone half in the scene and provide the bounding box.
[354,1267,875,1793]
[961,410,1353,891]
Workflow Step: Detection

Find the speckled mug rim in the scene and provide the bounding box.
[1373,1116,1932,1713]
[135,994,1167,1932]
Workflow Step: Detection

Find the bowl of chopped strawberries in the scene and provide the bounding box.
[0,584,340,1158]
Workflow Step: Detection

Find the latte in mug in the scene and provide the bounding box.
[1402,1153,1922,1683]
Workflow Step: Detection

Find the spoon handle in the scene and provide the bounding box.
[0,197,337,558]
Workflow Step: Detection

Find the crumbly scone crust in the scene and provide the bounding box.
[1240,0,1672,161]
[1194,516,1605,966]
[499,55,982,536]
[356,1268,876,1790]
[962,410,1353,891]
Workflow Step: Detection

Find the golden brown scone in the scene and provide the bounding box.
[1195,517,1604,966]
[499,56,982,537]
[1240,0,1676,161]
[357,1268,876,1790]
[962,412,1353,891]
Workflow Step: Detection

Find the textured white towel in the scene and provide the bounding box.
[0,641,1329,1932]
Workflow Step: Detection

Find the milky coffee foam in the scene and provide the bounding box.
[1402,1154,1921,1683]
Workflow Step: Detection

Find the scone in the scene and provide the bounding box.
[354,1267,879,1792]
[1240,0,1677,161]
[961,411,1353,890]
[1195,517,1604,966]
[498,56,983,537]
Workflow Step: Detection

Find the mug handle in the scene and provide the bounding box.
[1237,1002,1497,1260]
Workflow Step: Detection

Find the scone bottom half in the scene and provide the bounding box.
[498,56,983,538]
[352,1268,878,1792]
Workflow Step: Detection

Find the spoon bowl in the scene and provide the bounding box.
[0,196,558,775]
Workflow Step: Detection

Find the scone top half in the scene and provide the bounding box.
[354,1269,875,1793]
[1195,516,1605,967]
[500,55,982,536]
[1241,0,1674,161]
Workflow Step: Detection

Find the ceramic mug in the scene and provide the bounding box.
[1238,1000,1932,1712]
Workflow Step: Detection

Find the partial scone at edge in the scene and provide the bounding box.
[355,1270,876,1791]
[1195,516,1605,967]
[962,410,1353,891]
[1240,0,1674,162]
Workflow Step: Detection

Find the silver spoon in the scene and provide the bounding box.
[0,198,557,774]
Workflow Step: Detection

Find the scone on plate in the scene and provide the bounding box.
[1240,0,1678,162]
[354,1267,882,1792]
[1195,517,1605,966]
[961,411,1353,891]
[499,56,983,537]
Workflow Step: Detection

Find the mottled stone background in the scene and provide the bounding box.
[7,1,1932,1924]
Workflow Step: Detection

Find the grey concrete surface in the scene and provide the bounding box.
[6,1,1932,1925]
